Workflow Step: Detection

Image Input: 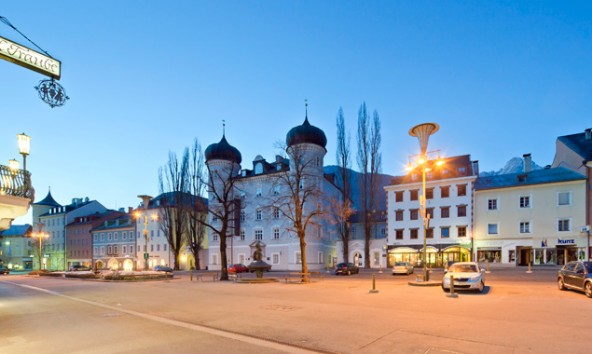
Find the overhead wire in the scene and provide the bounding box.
[0,15,53,58]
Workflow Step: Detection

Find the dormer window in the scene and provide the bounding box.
[276,164,282,171]
[255,163,263,175]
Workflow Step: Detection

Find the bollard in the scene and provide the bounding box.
[447,275,458,298]
[190,270,193,282]
[486,262,491,274]
[369,274,379,293]
[526,262,533,274]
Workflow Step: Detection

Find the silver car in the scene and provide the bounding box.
[392,262,414,275]
[441,262,485,293]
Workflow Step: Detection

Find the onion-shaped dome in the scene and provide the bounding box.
[205,135,242,164]
[286,117,327,148]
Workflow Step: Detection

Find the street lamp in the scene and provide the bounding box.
[8,159,19,171]
[408,122,440,282]
[17,133,31,172]
[30,231,48,270]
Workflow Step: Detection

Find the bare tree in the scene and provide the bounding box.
[356,103,382,268]
[335,107,353,262]
[271,143,324,282]
[158,150,190,270]
[201,162,241,281]
[187,139,208,270]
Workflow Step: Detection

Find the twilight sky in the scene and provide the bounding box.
[2,1,591,224]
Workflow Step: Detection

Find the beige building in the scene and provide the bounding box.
[474,157,586,266]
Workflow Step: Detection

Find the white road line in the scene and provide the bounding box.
[4,281,323,354]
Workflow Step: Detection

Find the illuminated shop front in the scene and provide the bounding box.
[387,244,471,268]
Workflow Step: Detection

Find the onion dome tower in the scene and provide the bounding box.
[285,101,327,175]
[205,123,241,203]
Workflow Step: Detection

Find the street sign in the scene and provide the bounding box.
[0,35,61,79]
[144,252,149,260]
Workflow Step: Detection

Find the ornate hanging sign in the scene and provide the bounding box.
[0,35,61,79]
[35,79,69,108]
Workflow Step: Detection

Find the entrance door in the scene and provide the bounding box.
[519,248,532,266]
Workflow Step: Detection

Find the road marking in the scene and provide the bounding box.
[5,281,325,354]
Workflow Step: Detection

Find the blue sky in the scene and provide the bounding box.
[2,1,591,223]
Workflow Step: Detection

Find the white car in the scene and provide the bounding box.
[441,262,485,293]
[392,262,414,275]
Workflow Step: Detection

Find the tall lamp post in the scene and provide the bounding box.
[408,123,441,282]
[137,195,153,270]
[17,133,31,172]
[31,231,48,270]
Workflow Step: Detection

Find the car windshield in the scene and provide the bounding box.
[448,264,478,273]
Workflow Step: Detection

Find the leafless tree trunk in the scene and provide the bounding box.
[271,143,324,282]
[158,150,190,270]
[356,103,382,268]
[187,139,207,270]
[336,107,352,263]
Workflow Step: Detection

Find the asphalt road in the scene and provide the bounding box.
[1,267,590,354]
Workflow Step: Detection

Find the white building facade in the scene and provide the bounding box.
[206,116,340,271]
[385,155,478,267]
[474,164,587,266]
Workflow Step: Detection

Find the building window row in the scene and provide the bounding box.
[394,226,466,240]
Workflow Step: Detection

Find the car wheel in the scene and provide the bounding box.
[558,277,566,291]
[442,285,450,292]
[585,282,592,298]
[477,281,484,293]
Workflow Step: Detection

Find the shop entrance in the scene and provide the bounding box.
[518,247,532,266]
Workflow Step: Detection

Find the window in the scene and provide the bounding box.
[272,254,280,264]
[256,187,262,197]
[410,209,419,220]
[240,230,245,241]
[425,188,434,199]
[426,228,434,238]
[457,205,467,217]
[457,226,467,237]
[558,192,571,206]
[273,207,280,219]
[426,208,434,219]
[488,199,497,210]
[520,196,530,208]
[558,219,570,232]
[256,209,262,220]
[123,245,127,254]
[441,206,450,218]
[395,210,403,221]
[410,229,418,239]
[395,229,404,240]
[441,186,450,198]
[273,186,280,195]
[457,184,467,196]
[255,229,263,240]
[410,190,419,201]
[108,233,112,241]
[488,224,498,235]
[157,244,160,251]
[130,245,134,254]
[240,211,245,222]
[150,245,154,252]
[94,234,98,242]
[520,222,530,233]
[273,228,280,240]
[114,232,118,241]
[213,234,218,241]
[107,245,112,254]
[441,227,450,238]
[93,246,98,255]
[100,246,105,255]
[395,191,403,202]
[122,232,127,240]
[164,244,167,251]
[113,246,118,255]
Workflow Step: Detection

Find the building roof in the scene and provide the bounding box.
[286,117,327,149]
[557,129,592,161]
[205,134,242,164]
[33,190,61,207]
[474,167,585,191]
[389,155,476,185]
[0,224,32,237]
[147,192,208,210]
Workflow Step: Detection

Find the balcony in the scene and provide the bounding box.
[0,164,34,231]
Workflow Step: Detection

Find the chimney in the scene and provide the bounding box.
[128,207,133,214]
[523,153,532,173]
[586,128,592,140]
[472,160,479,176]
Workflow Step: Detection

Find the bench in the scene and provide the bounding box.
[285,271,323,284]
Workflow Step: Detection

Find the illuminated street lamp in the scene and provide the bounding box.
[408,122,442,282]
[16,133,31,172]
[30,231,48,270]
[8,159,19,171]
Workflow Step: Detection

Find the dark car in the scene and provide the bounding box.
[0,267,9,275]
[335,262,359,275]
[558,261,592,298]
[228,263,249,273]
[154,265,174,272]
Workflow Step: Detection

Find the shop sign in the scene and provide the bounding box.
[557,239,575,245]
[0,35,61,79]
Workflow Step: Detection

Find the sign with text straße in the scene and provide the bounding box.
[0,35,61,79]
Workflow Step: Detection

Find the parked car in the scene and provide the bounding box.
[69,265,91,271]
[228,263,249,273]
[557,261,592,298]
[441,262,485,293]
[392,262,414,275]
[335,262,359,275]
[153,265,174,272]
[0,267,9,275]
